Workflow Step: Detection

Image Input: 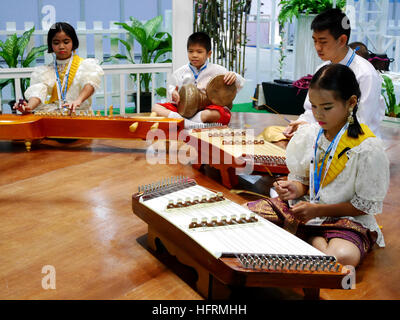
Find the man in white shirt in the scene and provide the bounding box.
[283,8,384,138]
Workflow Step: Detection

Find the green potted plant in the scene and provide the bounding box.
[278,0,346,25]
[0,26,48,113]
[105,15,172,112]
[382,75,400,118]
[278,0,346,80]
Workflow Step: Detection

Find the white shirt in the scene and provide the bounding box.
[286,123,390,247]
[167,62,245,103]
[24,58,104,112]
[298,48,385,137]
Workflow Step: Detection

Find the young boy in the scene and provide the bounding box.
[152,32,245,127]
[282,9,385,139]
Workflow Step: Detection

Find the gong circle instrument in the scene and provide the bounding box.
[177,74,237,118]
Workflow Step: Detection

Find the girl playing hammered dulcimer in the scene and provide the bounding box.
[248,63,390,267]
[14,22,104,114]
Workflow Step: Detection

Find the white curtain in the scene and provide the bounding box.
[294,14,322,80]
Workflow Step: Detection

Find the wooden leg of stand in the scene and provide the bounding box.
[303,288,320,300]
[147,228,158,252]
[215,166,238,189]
[146,226,230,299]
[208,275,231,300]
[192,163,203,171]
[195,267,212,299]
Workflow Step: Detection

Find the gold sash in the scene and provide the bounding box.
[319,124,375,187]
[46,54,84,104]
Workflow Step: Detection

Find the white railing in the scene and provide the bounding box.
[0,63,172,114]
[0,16,172,63]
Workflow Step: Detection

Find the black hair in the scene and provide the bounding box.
[47,22,79,53]
[311,8,351,44]
[310,63,363,138]
[187,32,211,52]
[349,41,369,60]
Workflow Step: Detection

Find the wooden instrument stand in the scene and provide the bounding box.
[132,190,348,300]
[0,113,184,151]
[183,127,289,189]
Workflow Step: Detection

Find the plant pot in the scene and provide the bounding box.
[133,92,152,113]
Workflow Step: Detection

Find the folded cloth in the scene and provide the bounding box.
[257,125,288,142]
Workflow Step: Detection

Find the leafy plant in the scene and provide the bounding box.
[278,0,346,25]
[106,15,172,95]
[0,26,48,100]
[382,75,400,118]
[277,0,346,80]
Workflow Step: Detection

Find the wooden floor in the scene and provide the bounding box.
[0,113,399,300]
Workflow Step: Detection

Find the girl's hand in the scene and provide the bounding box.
[291,201,319,223]
[282,120,308,138]
[13,100,33,114]
[63,100,82,113]
[224,72,237,85]
[273,180,302,200]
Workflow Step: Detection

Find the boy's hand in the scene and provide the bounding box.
[172,86,180,104]
[223,72,236,86]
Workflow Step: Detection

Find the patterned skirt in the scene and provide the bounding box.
[246,198,378,260]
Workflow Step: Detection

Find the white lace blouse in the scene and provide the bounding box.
[24,57,104,112]
[286,124,390,247]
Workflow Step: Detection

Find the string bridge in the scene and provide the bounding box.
[188,212,258,229]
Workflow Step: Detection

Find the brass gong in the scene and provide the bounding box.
[177,74,237,118]
[206,74,237,108]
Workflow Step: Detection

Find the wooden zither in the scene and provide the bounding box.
[132,176,349,299]
[183,126,289,188]
[0,112,184,151]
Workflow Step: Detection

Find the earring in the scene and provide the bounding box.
[347,107,354,125]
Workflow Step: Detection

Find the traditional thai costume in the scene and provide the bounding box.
[247,123,390,260]
[24,53,104,113]
[159,62,245,125]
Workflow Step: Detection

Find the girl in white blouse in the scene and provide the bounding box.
[14,22,103,114]
[273,64,390,267]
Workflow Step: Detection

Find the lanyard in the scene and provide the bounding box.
[309,123,348,203]
[54,52,74,109]
[345,49,356,67]
[189,62,208,84]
